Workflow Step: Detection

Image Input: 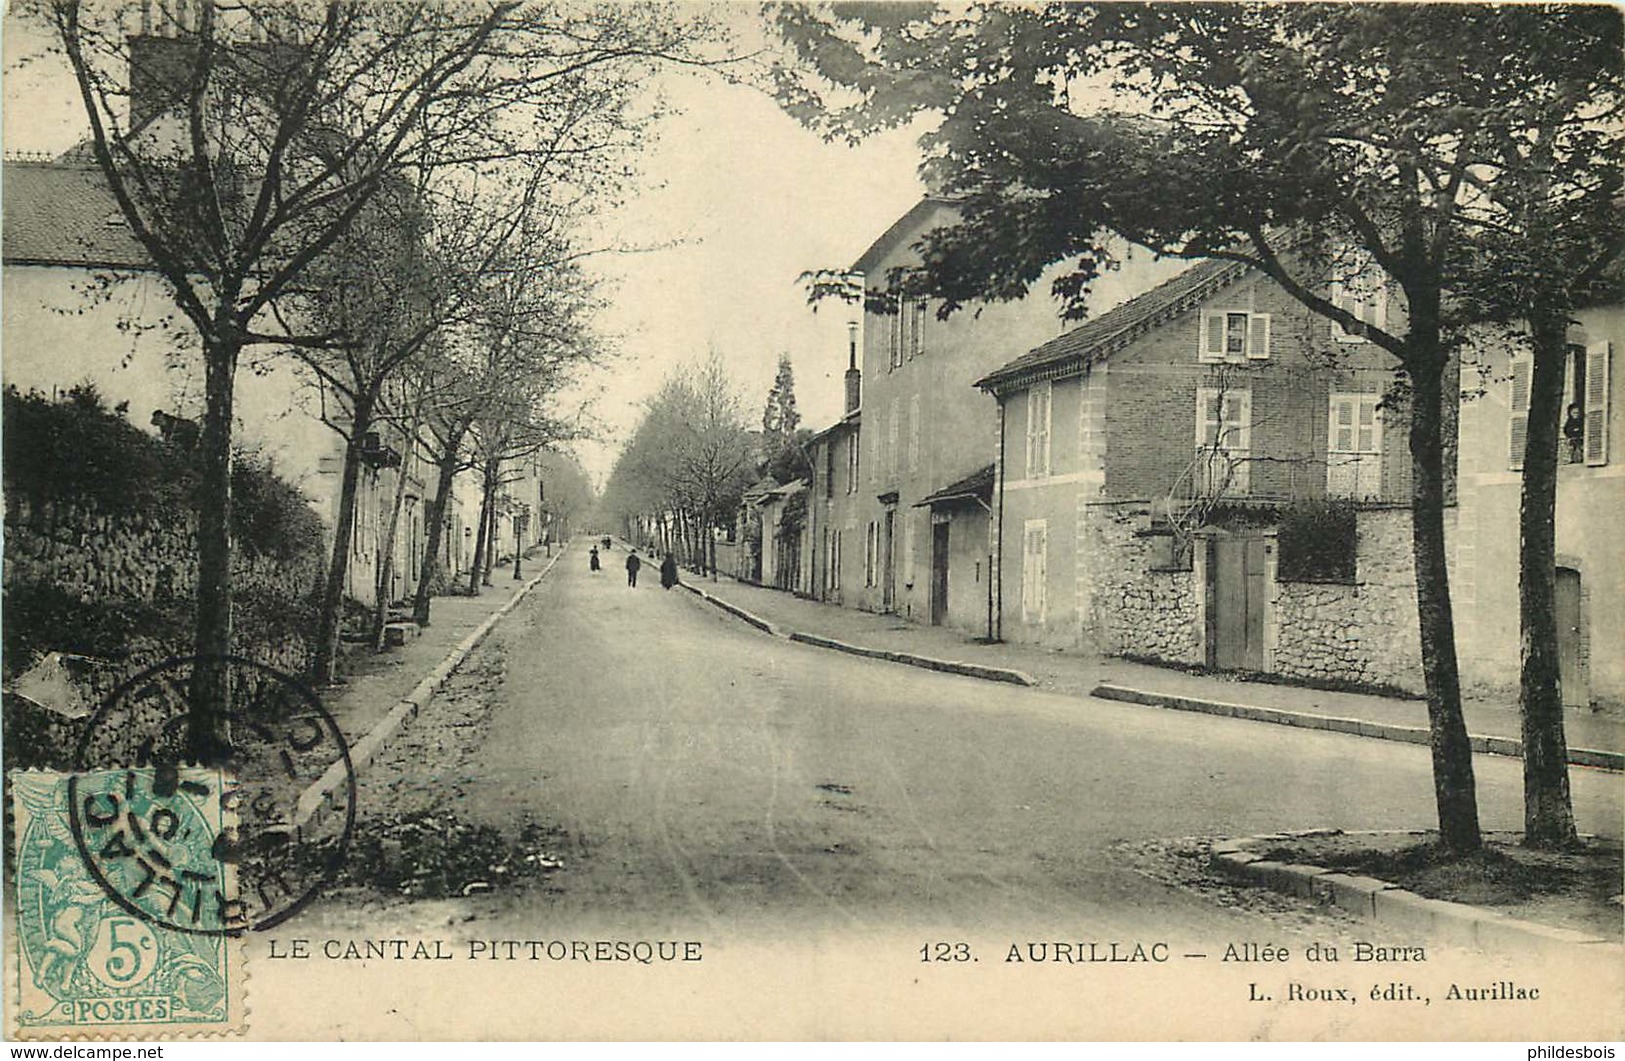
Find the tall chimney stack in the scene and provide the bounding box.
[843,320,861,416]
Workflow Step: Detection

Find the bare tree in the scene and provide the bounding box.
[47,0,716,753]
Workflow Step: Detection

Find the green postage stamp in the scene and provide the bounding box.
[9,767,243,1036]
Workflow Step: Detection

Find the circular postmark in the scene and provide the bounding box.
[69,655,355,935]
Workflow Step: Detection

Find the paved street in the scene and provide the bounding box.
[252,547,1624,1039]
[327,548,1621,940]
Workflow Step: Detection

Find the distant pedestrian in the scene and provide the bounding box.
[625,550,641,587]
[589,546,601,573]
[602,536,611,551]
[660,552,678,590]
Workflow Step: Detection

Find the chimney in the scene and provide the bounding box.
[843,320,861,416]
[128,32,197,130]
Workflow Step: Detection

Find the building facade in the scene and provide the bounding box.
[979,258,1445,693]
[1454,305,1621,709]
[810,198,1073,635]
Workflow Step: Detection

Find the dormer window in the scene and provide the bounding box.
[1199,310,1270,363]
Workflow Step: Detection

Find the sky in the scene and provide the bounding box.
[0,4,931,490]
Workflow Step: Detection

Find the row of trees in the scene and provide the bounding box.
[600,351,758,573]
[770,2,1622,850]
[43,0,719,754]
[601,351,815,577]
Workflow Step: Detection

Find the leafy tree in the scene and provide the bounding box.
[771,2,1619,851]
[1451,32,1623,846]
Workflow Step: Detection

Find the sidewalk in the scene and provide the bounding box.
[317,554,554,746]
[292,546,565,838]
[680,571,1624,768]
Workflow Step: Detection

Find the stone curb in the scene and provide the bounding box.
[682,583,1036,687]
[1092,684,1622,772]
[1211,829,1625,958]
[680,582,786,638]
[292,546,566,841]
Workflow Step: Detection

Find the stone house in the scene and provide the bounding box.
[1453,299,1621,710]
[977,258,1441,693]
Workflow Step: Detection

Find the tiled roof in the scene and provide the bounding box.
[976,258,1249,393]
[915,463,995,508]
[3,160,151,269]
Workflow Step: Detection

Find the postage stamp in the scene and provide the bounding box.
[10,767,243,1034]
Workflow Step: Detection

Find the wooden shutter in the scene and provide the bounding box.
[1508,356,1532,470]
[1247,314,1271,360]
[1585,341,1610,466]
[1200,311,1226,362]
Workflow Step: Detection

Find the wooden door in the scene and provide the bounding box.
[882,507,896,611]
[1209,536,1266,671]
[1557,567,1585,707]
[930,521,950,625]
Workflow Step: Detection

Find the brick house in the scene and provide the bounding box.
[977,258,1445,692]
[1453,299,1620,709]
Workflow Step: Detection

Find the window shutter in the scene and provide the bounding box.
[1200,312,1226,362]
[1247,314,1271,360]
[1508,356,1532,470]
[1585,341,1610,465]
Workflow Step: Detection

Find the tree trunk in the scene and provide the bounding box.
[189,334,239,761]
[413,437,465,626]
[371,422,416,652]
[1405,343,1482,853]
[1519,307,1578,848]
[311,391,377,687]
[483,469,500,585]
[469,460,496,595]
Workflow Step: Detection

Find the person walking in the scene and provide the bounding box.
[660,552,678,590]
[589,546,601,573]
[625,549,641,587]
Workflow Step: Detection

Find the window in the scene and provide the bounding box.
[823,439,835,499]
[887,399,899,478]
[847,428,860,493]
[1330,273,1389,342]
[908,394,921,472]
[1195,387,1252,494]
[1327,393,1382,499]
[1199,311,1271,362]
[888,297,927,368]
[1514,343,1611,471]
[1025,380,1052,477]
[870,415,880,483]
[1021,519,1047,624]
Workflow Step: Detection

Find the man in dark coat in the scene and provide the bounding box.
[660,552,678,590]
[625,549,641,587]
[589,546,601,572]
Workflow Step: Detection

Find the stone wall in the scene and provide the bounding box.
[1271,506,1425,692]
[1078,499,1202,664]
[4,493,324,700]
